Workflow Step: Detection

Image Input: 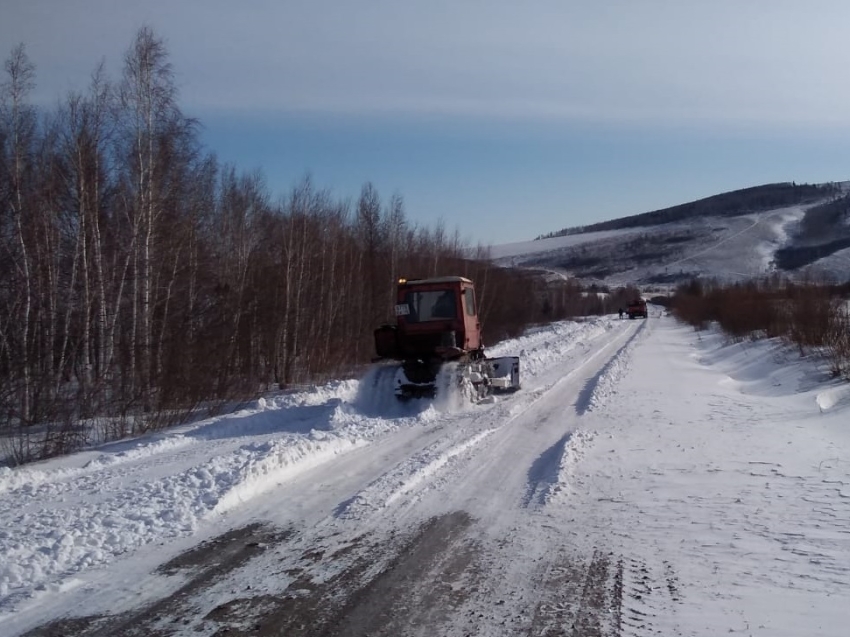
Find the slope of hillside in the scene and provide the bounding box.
[539,182,837,239]
[492,182,850,286]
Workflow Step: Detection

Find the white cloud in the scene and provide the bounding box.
[2,0,850,127]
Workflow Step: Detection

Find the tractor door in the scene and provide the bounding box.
[461,284,482,351]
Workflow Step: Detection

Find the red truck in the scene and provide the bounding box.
[627,298,648,319]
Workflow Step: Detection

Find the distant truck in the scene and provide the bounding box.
[627,298,648,319]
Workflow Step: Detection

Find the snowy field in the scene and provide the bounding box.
[2,312,849,636]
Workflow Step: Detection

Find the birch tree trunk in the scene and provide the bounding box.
[119,27,180,413]
[2,44,36,424]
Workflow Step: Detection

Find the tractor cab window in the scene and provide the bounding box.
[464,288,475,316]
[402,289,457,322]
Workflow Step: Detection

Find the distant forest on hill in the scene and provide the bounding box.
[537,182,840,239]
[795,193,850,243]
[774,192,850,270]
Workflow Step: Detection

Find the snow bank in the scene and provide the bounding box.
[816,385,850,412]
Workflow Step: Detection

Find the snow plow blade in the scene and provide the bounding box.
[487,356,520,392]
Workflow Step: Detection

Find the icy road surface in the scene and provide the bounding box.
[2,313,850,636]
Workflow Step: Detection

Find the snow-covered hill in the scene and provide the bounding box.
[491,184,850,286]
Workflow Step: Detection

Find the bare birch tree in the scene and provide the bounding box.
[118,26,180,412]
[1,44,36,424]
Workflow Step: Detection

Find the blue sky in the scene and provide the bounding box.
[3,0,850,245]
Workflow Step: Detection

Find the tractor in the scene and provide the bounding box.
[373,276,520,401]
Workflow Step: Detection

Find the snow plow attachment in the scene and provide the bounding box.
[392,356,520,402]
[487,356,520,391]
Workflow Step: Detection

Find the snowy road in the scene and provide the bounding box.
[3,313,850,636]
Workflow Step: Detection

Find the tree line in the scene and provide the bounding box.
[673,276,850,380]
[0,29,621,465]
